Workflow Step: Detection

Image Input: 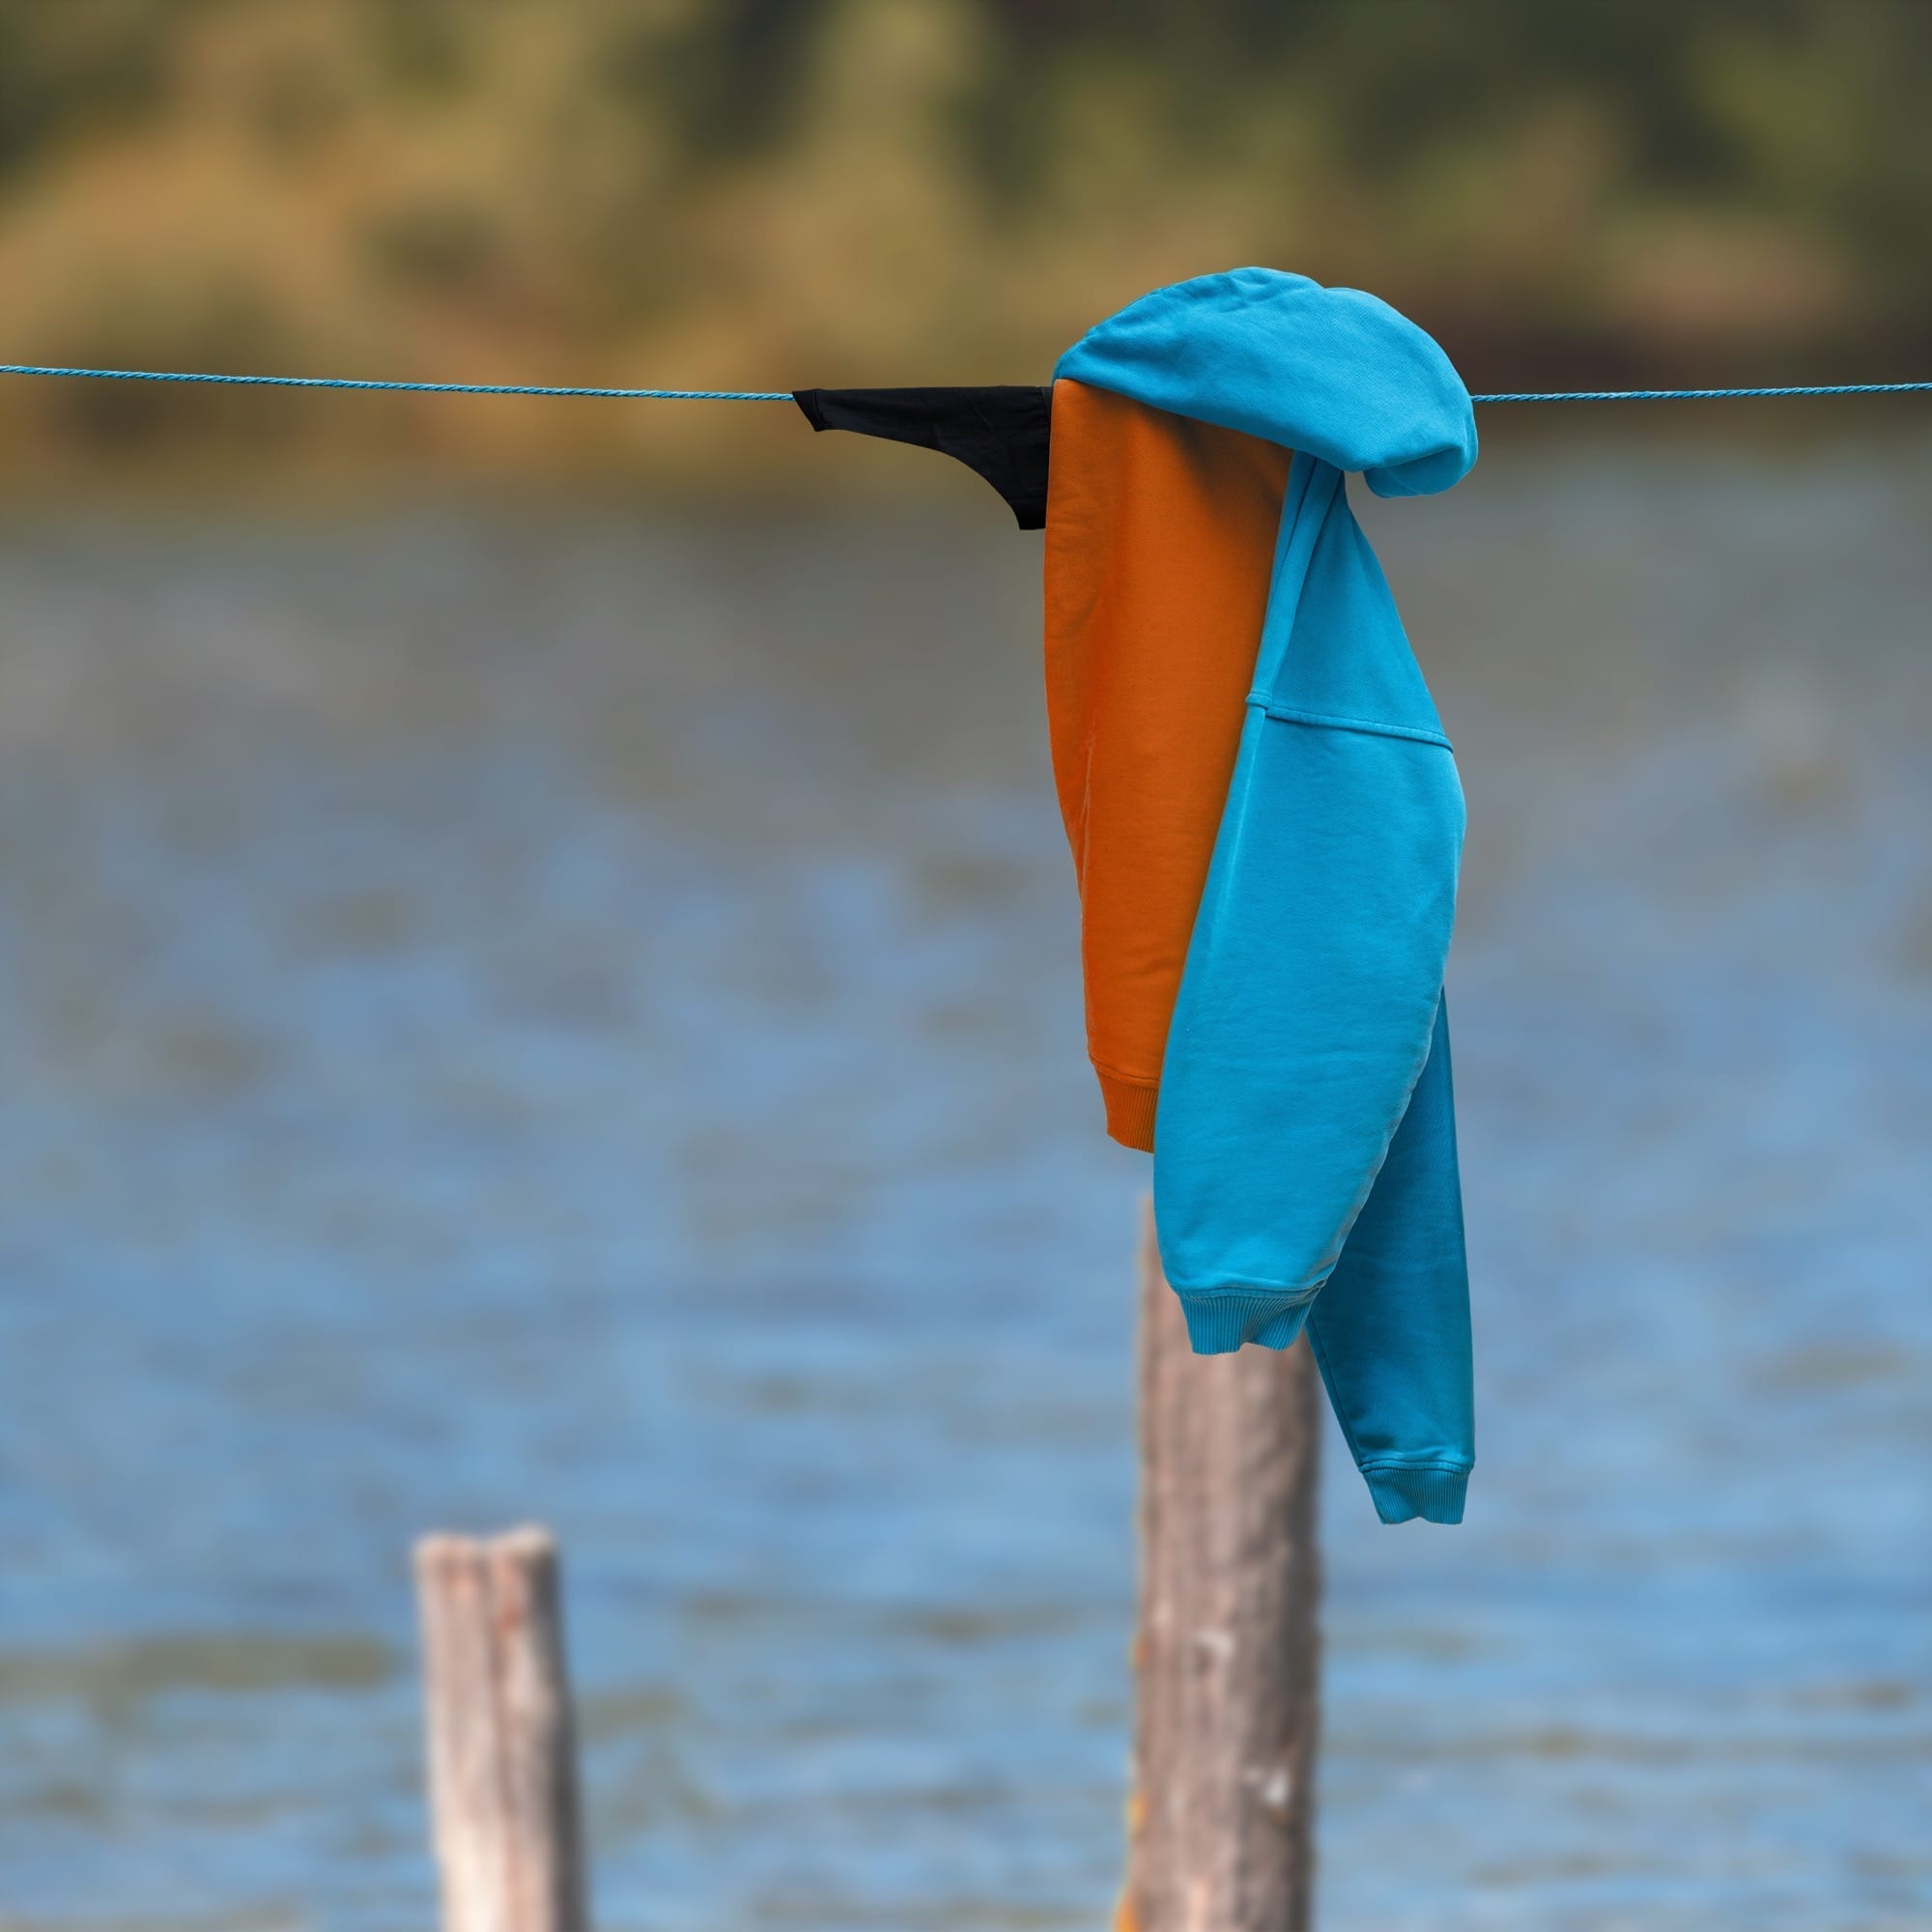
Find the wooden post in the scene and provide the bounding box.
[1123,1197,1321,1932]
[414,1526,590,1932]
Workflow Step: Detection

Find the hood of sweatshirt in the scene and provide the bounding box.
[1055,266,1477,497]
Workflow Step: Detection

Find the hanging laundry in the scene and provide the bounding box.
[793,386,1052,528]
[1056,270,1477,1523]
[802,270,1478,1523]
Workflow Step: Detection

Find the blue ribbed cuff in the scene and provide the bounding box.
[1360,1462,1470,1524]
[1174,1289,1317,1354]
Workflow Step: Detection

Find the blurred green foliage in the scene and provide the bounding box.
[1,0,1927,477]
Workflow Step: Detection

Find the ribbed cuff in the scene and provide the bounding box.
[1096,1070,1159,1151]
[1360,1462,1470,1525]
[1174,1290,1316,1355]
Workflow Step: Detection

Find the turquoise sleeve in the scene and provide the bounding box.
[1308,1000,1474,1523]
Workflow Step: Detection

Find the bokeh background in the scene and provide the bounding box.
[1,6,1929,1930]
[4,0,1932,485]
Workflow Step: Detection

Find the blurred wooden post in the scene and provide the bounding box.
[1123,1197,1321,1932]
[414,1526,589,1932]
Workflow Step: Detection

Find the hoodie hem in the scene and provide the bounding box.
[1173,1288,1320,1354]
[1359,1461,1470,1525]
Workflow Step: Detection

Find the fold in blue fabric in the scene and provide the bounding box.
[1057,269,1478,1523]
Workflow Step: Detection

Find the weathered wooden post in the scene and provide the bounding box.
[1123,1197,1321,1932]
[414,1525,590,1932]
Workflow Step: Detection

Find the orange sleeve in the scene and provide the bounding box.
[1042,379,1292,1150]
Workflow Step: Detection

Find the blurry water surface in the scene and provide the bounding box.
[0,431,1928,1930]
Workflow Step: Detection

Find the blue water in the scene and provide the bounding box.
[0,436,1928,1928]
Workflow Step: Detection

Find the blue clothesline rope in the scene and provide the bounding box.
[0,365,792,401]
[1471,381,1932,403]
[1,362,1930,405]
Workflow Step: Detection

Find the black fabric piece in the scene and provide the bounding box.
[794,385,1052,530]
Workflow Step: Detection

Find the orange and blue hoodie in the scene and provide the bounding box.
[797,269,1480,1521]
[1050,270,1478,1522]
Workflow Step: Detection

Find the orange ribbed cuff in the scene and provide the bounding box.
[1097,1069,1159,1151]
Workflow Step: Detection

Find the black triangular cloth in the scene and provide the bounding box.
[792,385,1052,530]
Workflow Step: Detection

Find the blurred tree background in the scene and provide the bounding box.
[1,0,1928,481]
